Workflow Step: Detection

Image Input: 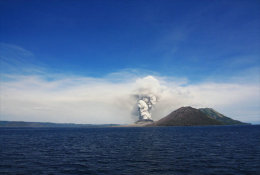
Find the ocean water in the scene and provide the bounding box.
[0,125,259,175]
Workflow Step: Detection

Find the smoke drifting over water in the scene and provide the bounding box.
[0,73,259,124]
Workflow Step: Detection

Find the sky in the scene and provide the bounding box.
[0,0,259,124]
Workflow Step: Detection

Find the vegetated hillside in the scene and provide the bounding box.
[151,106,223,126]
[199,108,248,125]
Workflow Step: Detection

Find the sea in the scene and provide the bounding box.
[0,125,259,175]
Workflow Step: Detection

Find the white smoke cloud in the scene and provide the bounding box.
[134,76,160,121]
[0,72,259,124]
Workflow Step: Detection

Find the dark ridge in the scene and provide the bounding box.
[149,106,223,126]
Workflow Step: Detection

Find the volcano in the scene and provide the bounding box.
[150,106,223,126]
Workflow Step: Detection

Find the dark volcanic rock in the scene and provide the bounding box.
[150,106,223,126]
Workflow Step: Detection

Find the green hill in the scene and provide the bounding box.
[199,108,248,125]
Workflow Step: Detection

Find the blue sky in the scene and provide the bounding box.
[0,0,259,124]
[1,0,259,80]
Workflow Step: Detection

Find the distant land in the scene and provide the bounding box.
[0,121,120,128]
[147,106,249,127]
[0,107,250,127]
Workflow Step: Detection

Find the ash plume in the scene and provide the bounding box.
[137,94,157,121]
[132,76,162,122]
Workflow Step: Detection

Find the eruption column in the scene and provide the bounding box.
[137,94,157,121]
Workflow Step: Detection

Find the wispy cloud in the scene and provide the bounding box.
[0,44,259,124]
[0,43,45,75]
[0,72,259,124]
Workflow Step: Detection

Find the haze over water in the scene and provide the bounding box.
[1,0,260,124]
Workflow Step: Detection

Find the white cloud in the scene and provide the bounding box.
[0,72,259,124]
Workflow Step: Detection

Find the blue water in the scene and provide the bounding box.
[0,125,259,175]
